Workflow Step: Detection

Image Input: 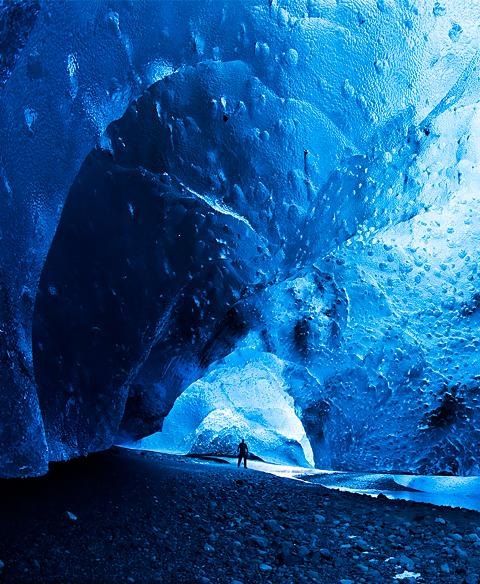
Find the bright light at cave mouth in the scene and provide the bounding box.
[1,0,480,479]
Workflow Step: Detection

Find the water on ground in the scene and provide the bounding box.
[217,458,480,513]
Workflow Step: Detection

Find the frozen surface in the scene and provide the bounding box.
[238,461,480,513]
[136,343,314,467]
[1,0,480,476]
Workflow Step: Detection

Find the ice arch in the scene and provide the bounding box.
[1,0,480,476]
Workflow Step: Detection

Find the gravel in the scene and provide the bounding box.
[0,447,479,583]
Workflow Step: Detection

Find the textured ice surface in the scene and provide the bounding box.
[1,0,480,476]
[137,343,314,467]
[221,462,480,512]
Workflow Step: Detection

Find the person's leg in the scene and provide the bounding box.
[237,455,241,467]
[244,455,247,468]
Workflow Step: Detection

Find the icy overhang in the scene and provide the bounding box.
[1,0,480,477]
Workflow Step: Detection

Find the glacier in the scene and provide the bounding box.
[1,0,480,477]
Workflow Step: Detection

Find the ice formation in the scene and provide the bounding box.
[1,0,480,477]
[137,343,314,467]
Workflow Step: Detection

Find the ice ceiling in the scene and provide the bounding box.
[1,0,480,478]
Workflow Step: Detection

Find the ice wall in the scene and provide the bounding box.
[138,343,314,468]
[1,0,480,476]
[253,198,480,476]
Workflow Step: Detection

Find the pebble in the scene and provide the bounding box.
[469,533,480,542]
[397,554,415,570]
[297,545,310,557]
[246,535,268,548]
[451,533,463,541]
[355,537,370,551]
[228,541,242,552]
[440,562,450,573]
[264,519,282,534]
[320,548,333,559]
[5,451,480,584]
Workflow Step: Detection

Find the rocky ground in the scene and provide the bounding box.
[0,447,479,583]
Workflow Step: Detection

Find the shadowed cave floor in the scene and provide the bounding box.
[0,448,479,583]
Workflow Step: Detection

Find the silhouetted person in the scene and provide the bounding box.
[237,439,249,468]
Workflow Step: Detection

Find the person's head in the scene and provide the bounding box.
[242,438,245,443]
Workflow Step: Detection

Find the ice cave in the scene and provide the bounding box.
[1,0,480,479]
